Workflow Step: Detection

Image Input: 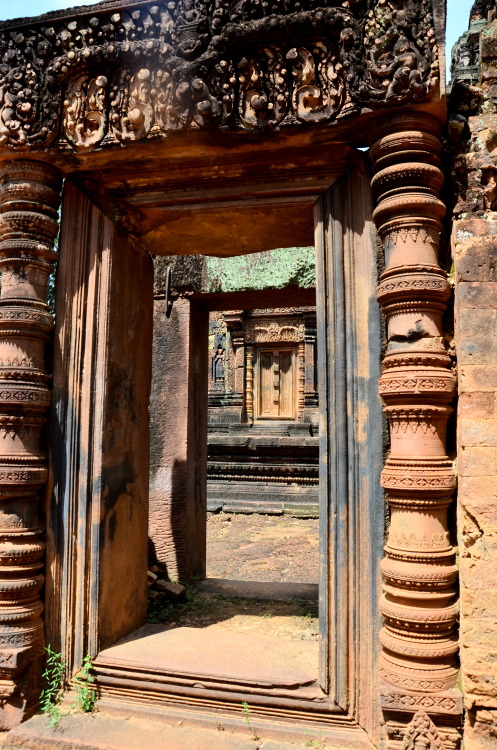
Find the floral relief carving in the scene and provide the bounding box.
[402,711,445,750]
[0,0,441,151]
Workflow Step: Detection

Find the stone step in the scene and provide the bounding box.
[197,578,319,602]
[0,710,322,750]
[222,501,284,514]
[0,707,375,750]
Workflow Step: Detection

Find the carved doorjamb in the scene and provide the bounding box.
[314,163,384,740]
[369,112,462,749]
[46,180,153,676]
[298,341,306,418]
[0,161,62,728]
[244,345,254,424]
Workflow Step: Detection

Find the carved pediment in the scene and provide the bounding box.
[0,0,441,151]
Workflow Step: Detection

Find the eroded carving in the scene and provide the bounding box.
[0,0,441,151]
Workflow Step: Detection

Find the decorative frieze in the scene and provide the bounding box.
[0,0,440,152]
[244,317,305,344]
[370,113,462,746]
[0,161,61,726]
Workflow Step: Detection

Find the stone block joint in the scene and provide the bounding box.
[0,160,62,728]
[369,112,462,750]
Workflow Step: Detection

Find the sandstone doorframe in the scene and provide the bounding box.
[44,163,385,747]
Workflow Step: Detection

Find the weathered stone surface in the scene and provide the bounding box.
[149,297,207,583]
[451,9,497,741]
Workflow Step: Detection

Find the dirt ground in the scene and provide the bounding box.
[148,514,320,640]
[148,589,319,642]
[206,513,319,583]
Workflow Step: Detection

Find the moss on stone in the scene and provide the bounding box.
[204,247,315,293]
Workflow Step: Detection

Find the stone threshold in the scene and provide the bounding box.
[0,708,376,750]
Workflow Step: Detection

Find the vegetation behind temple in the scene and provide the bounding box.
[153,247,315,296]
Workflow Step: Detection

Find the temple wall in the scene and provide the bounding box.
[149,297,208,582]
[451,8,497,747]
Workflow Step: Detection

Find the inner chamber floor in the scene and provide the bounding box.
[97,620,319,694]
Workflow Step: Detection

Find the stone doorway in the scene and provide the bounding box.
[48,158,384,745]
[146,249,322,711]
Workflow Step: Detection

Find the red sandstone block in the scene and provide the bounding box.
[460,420,497,447]
[458,338,497,365]
[459,394,496,419]
[460,366,497,392]
[464,719,497,750]
[466,494,497,519]
[461,587,497,618]
[463,672,497,699]
[462,649,497,676]
[457,309,497,339]
[455,238,497,281]
[457,282,497,308]
[461,556,497,588]
[461,620,497,648]
[459,447,497,476]
[454,219,497,239]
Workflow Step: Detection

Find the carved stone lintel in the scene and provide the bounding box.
[244,317,305,344]
[370,113,461,748]
[0,161,61,728]
[0,0,441,152]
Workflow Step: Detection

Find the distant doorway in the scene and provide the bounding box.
[255,347,297,420]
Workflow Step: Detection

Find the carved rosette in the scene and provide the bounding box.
[370,114,462,747]
[0,161,61,727]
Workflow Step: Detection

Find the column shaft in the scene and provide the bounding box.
[370,114,462,748]
[0,161,61,727]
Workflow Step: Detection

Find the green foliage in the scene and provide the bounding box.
[241,701,260,742]
[298,600,319,619]
[304,729,327,748]
[40,646,66,728]
[72,654,96,713]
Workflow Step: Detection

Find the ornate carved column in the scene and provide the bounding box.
[0,161,62,727]
[370,114,462,749]
[298,341,305,419]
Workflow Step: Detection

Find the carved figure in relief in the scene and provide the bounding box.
[110,68,153,141]
[402,711,445,750]
[289,44,345,122]
[176,0,209,59]
[238,50,287,128]
[63,74,107,149]
[0,0,440,150]
[361,0,437,103]
[212,345,225,383]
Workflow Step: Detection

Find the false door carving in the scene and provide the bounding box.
[256,348,296,420]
